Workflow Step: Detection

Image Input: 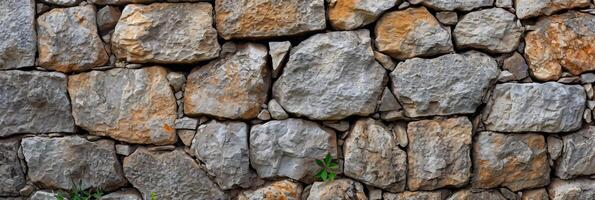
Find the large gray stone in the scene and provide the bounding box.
[408,0,494,11]
[390,52,499,117]
[273,30,386,120]
[454,8,523,53]
[547,179,595,200]
[515,0,591,19]
[0,71,75,136]
[0,0,36,69]
[483,83,586,133]
[237,180,303,200]
[307,179,367,200]
[555,126,595,179]
[21,136,127,191]
[328,0,399,30]
[0,138,26,196]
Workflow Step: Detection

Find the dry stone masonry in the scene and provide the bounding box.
[1,0,594,199]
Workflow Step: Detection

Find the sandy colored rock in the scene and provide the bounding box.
[515,0,590,19]
[237,180,302,200]
[446,189,507,200]
[269,41,291,78]
[547,179,594,200]
[307,179,367,200]
[383,190,451,200]
[328,0,399,30]
[375,7,453,60]
[0,0,36,69]
[409,0,493,11]
[521,188,549,200]
[555,126,595,179]
[454,8,523,53]
[0,138,26,196]
[68,67,177,145]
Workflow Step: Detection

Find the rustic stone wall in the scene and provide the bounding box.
[1,0,594,200]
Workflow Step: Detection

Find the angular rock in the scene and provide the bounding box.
[0,0,36,69]
[383,190,451,200]
[525,12,595,81]
[215,0,326,39]
[22,136,127,191]
[250,119,337,183]
[307,179,367,200]
[446,189,507,200]
[268,99,289,120]
[328,0,399,30]
[393,122,408,148]
[30,191,61,200]
[269,41,291,78]
[257,109,271,121]
[177,130,195,147]
[496,0,513,9]
[68,67,177,144]
[97,5,121,33]
[374,51,397,71]
[175,117,198,130]
[115,144,135,156]
[391,52,499,117]
[454,8,523,53]
[407,117,472,191]
[112,3,220,64]
[555,126,595,179]
[273,30,385,120]
[184,43,269,120]
[37,5,109,73]
[123,148,226,200]
[408,0,494,11]
[498,71,516,82]
[0,138,26,196]
[483,83,585,133]
[547,179,595,200]
[39,0,82,6]
[378,87,401,112]
[435,11,458,25]
[375,7,453,60]
[473,132,550,191]
[548,136,563,161]
[89,0,156,5]
[515,0,590,19]
[0,71,75,136]
[101,189,142,200]
[166,72,186,93]
[344,118,407,192]
[521,188,549,200]
[237,180,302,200]
[323,121,351,132]
[503,52,530,81]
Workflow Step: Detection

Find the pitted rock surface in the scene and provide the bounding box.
[0,0,36,69]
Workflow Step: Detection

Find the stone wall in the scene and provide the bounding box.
[1,0,594,200]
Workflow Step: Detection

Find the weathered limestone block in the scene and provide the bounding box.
[307,179,367,200]
[237,180,302,200]
[483,83,585,133]
[0,71,75,136]
[268,41,291,78]
[547,179,595,200]
[112,3,219,64]
[0,138,26,196]
[0,0,36,69]
[454,8,523,53]
[89,0,155,5]
[100,189,142,200]
[408,0,494,11]
[68,67,177,145]
[446,189,507,200]
[515,0,590,19]
[328,0,399,30]
[383,190,451,200]
[521,188,549,200]
[273,30,385,120]
[555,126,595,179]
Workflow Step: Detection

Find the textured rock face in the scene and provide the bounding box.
[547,179,595,200]
[454,8,523,53]
[375,7,453,60]
[192,120,253,190]
[0,138,26,196]
[524,12,595,81]
[390,52,499,117]
[237,180,302,200]
[515,0,590,19]
[273,30,385,120]
[483,83,585,133]
[306,179,367,200]
[215,0,326,39]
[112,3,220,64]
[473,132,550,191]
[30,191,61,200]
[39,0,82,6]
[21,136,127,191]
[407,117,472,191]
[101,189,142,200]
[37,5,109,73]
[555,126,595,179]
[184,43,269,120]
[89,0,155,5]
[446,189,507,200]
[250,119,337,183]
[383,190,451,200]
[343,118,407,192]
[409,0,494,11]
[522,188,549,200]
[328,0,399,30]
[0,0,36,69]
[0,71,75,136]
[123,148,226,200]
[68,67,177,145]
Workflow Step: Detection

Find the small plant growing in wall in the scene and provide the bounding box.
[54,180,103,200]
[315,154,338,182]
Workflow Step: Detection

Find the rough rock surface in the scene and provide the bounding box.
[503,52,530,80]
[306,179,367,200]
[112,3,220,64]
[215,0,326,39]
[0,0,36,69]
[375,7,453,60]
[483,83,585,133]
[446,189,507,200]
[237,180,302,200]
[97,6,121,33]
[0,71,75,136]
[555,126,595,179]
[192,120,254,190]
[37,5,109,73]
[250,119,337,183]
[547,179,595,200]
[390,52,499,117]
[68,67,177,144]
[473,132,550,191]
[21,136,127,191]
[269,41,291,78]
[100,189,142,200]
[524,12,595,81]
[123,148,226,200]
[39,0,82,6]
[89,0,155,5]
[521,188,549,200]
[273,30,385,120]
[0,138,26,196]
[328,0,399,30]
[454,8,523,53]
[383,190,451,200]
[343,118,407,192]
[184,43,269,120]
[30,191,61,200]
[515,0,590,19]
[407,117,472,191]
[409,0,494,11]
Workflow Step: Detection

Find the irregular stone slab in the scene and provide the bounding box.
[37,5,109,73]
[97,5,121,33]
[473,132,550,191]
[250,119,337,183]
[123,148,226,200]
[515,0,590,19]
[521,188,549,200]
[268,99,289,120]
[269,41,291,78]
[390,52,499,117]
[184,43,269,120]
[192,120,254,190]
[407,117,472,191]
[101,189,142,200]
[237,180,302,200]
[454,8,523,53]
[21,136,127,191]
[524,12,595,81]
[446,189,506,200]
[328,0,399,30]
[89,0,156,5]
[112,3,220,64]
[436,11,458,25]
[0,71,75,136]
[375,7,453,60]
[408,0,494,11]
[0,0,36,69]
[503,52,529,81]
[68,67,177,145]
[39,0,81,6]
[383,190,451,200]
[273,30,385,120]
[483,83,585,133]
[0,138,26,196]
[215,0,326,39]
[344,118,407,192]
[30,191,61,200]
[555,126,595,179]
[307,179,367,200]
[547,179,595,200]
[378,87,401,112]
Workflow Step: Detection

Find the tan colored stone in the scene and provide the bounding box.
[383,190,451,200]
[521,188,548,200]
[328,0,399,30]
[307,179,367,200]
[446,189,507,200]
[238,180,302,200]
